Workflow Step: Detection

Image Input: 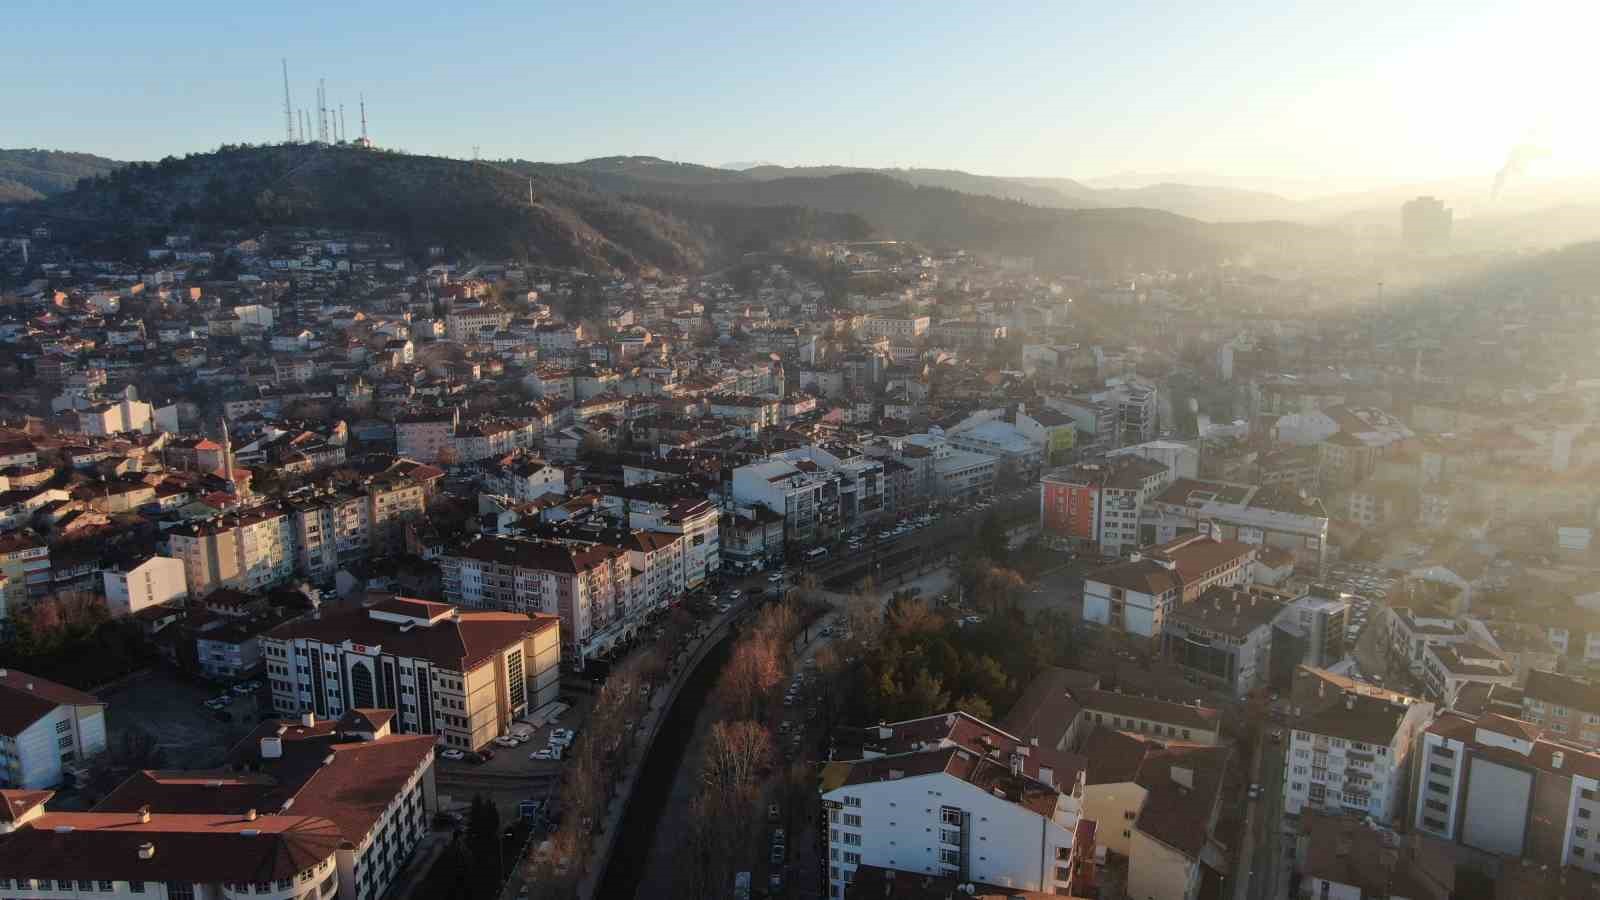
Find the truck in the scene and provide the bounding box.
[734,871,751,900]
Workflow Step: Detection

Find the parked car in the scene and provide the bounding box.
[767,804,780,822]
[477,749,496,762]
[1247,783,1262,800]
[494,736,520,748]
[769,872,784,891]
[767,572,785,583]
[769,845,785,864]
[772,828,786,847]
[531,749,557,761]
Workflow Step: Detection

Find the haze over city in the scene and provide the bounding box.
[8,5,1600,900]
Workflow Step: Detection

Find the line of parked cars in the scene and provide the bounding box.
[530,728,575,762]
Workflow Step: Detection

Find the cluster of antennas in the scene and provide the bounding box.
[281,58,372,147]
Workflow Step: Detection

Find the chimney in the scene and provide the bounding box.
[301,712,316,728]
[260,736,283,759]
[1345,692,1356,710]
[137,842,156,860]
[245,809,258,821]
[1030,736,1039,747]
[1553,751,1565,770]
[878,724,894,740]
[1010,752,1023,776]
[138,806,151,824]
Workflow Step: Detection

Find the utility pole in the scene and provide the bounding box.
[281,59,294,143]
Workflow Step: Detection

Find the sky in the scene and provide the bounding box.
[6,0,1597,189]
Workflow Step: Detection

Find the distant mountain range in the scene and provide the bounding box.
[0,149,124,203]
[11,144,1600,274]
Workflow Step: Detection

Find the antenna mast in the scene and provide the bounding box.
[339,105,347,143]
[281,59,294,143]
[317,78,328,142]
[360,94,368,140]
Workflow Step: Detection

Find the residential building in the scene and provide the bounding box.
[1386,605,1470,681]
[1076,688,1223,745]
[442,536,635,665]
[167,505,296,595]
[1039,456,1171,555]
[0,534,51,615]
[1282,686,1433,825]
[1269,586,1351,677]
[263,596,560,750]
[1079,729,1231,900]
[1161,584,1285,698]
[1521,670,1600,745]
[1082,534,1257,639]
[1145,479,1331,574]
[0,671,106,790]
[395,409,459,463]
[1421,642,1515,706]
[480,454,566,501]
[618,491,720,589]
[860,311,930,340]
[818,711,1090,898]
[731,457,840,546]
[1414,711,1600,875]
[945,421,1043,484]
[4,709,441,900]
[101,555,189,617]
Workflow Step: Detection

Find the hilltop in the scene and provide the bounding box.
[0,149,125,204]
[30,144,868,273]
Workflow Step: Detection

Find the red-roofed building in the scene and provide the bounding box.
[1082,533,1257,639]
[262,596,559,751]
[0,670,106,789]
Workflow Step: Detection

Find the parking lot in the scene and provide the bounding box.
[100,668,269,769]
[433,685,597,823]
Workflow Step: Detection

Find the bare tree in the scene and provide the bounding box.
[703,720,774,791]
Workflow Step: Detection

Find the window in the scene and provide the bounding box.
[940,807,962,826]
[130,882,146,893]
[843,814,861,827]
[843,795,861,808]
[939,848,960,865]
[1582,808,1593,820]
[1423,816,1446,831]
[1426,799,1448,812]
[54,720,70,734]
[843,833,861,846]
[940,828,960,844]
[843,852,861,865]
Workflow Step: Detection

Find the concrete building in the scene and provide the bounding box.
[1282,685,1433,825]
[1108,440,1199,481]
[1082,534,1257,639]
[167,505,296,596]
[1039,457,1171,556]
[1269,586,1351,677]
[263,596,560,750]
[0,710,438,900]
[1145,480,1330,574]
[0,670,106,790]
[1421,642,1515,707]
[731,457,841,546]
[0,534,51,615]
[101,555,190,617]
[442,536,637,666]
[1162,585,1285,699]
[394,409,459,463]
[1414,712,1600,875]
[818,711,1091,898]
[945,421,1043,484]
[1520,670,1600,746]
[1076,689,1223,745]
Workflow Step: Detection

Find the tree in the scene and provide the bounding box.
[466,794,502,898]
[703,720,773,791]
[902,670,951,719]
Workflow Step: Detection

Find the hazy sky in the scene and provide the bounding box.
[7,0,1596,186]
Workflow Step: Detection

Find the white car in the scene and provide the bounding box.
[494,736,520,748]
[729,590,743,601]
[530,749,557,761]
[440,749,467,761]
[768,573,785,583]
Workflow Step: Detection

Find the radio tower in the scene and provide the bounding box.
[359,94,369,147]
[339,105,347,144]
[317,79,328,143]
[281,59,294,143]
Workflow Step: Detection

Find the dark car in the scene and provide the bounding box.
[769,845,785,864]
[478,748,496,762]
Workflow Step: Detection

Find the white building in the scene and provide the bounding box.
[818,711,1092,898]
[1082,534,1257,638]
[1282,687,1433,825]
[0,710,437,900]
[102,555,189,617]
[0,670,107,789]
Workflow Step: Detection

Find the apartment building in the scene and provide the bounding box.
[818,711,1092,898]
[0,670,106,790]
[442,535,634,666]
[101,554,189,617]
[1421,642,1515,706]
[480,454,566,501]
[1414,712,1600,876]
[1079,730,1231,900]
[1075,688,1223,745]
[0,710,439,900]
[621,493,720,589]
[1385,606,1470,681]
[1145,480,1331,574]
[860,311,930,340]
[167,505,296,596]
[1039,457,1170,555]
[731,457,840,546]
[263,596,559,750]
[1520,670,1600,745]
[1282,687,1434,825]
[394,409,459,463]
[1161,585,1285,699]
[1268,586,1350,678]
[0,533,50,614]
[1082,534,1257,639]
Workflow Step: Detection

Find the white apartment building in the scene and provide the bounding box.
[102,555,189,617]
[1082,535,1257,639]
[1145,480,1330,574]
[481,455,566,501]
[395,409,459,463]
[1415,712,1600,875]
[859,312,930,340]
[1385,606,1469,680]
[0,670,106,790]
[772,445,886,525]
[262,597,560,751]
[819,712,1091,898]
[624,497,720,589]
[898,434,999,501]
[731,458,840,546]
[1282,688,1433,825]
